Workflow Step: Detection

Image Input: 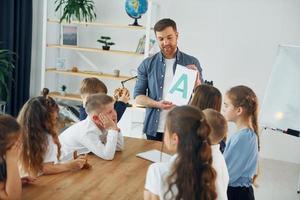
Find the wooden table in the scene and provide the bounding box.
[22,137,163,200]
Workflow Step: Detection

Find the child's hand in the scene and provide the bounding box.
[99,113,119,131]
[73,152,91,169]
[114,88,130,103]
[118,88,130,103]
[21,176,36,185]
[68,157,86,170]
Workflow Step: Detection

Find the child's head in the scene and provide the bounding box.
[223,85,258,132]
[17,94,61,176]
[80,78,107,106]
[203,109,228,145]
[85,93,117,125]
[164,105,217,200]
[0,115,21,158]
[190,84,222,112]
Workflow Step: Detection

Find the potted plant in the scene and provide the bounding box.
[0,48,15,102]
[97,36,115,50]
[55,0,97,23]
[61,85,67,96]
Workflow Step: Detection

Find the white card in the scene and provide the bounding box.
[165,65,197,105]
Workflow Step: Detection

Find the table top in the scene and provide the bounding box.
[22,137,164,200]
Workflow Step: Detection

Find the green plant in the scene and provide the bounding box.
[0,49,15,101]
[97,36,115,48]
[55,0,97,23]
[61,85,67,92]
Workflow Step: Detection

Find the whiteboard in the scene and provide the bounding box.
[260,45,300,131]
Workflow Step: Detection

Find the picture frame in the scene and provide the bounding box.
[61,25,78,46]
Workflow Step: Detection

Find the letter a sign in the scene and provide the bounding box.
[166,65,197,105]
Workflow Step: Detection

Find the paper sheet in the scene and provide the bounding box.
[136,149,172,163]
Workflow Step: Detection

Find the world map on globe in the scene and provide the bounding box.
[125,0,148,19]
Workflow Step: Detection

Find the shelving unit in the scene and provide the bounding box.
[48,92,145,108]
[47,44,144,57]
[49,92,81,102]
[46,68,132,81]
[47,18,148,30]
[41,0,154,103]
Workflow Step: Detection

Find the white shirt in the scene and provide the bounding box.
[44,134,59,164]
[212,144,229,200]
[157,58,175,132]
[59,117,124,160]
[145,154,178,199]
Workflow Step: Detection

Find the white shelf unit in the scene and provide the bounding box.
[40,0,154,97]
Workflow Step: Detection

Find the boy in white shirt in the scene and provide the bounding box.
[203,108,229,200]
[59,94,124,160]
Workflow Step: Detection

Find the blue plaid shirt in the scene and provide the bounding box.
[133,49,203,136]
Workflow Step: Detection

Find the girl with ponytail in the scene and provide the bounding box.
[222,85,259,200]
[144,105,217,200]
[18,89,86,177]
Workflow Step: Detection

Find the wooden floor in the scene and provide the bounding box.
[22,137,164,200]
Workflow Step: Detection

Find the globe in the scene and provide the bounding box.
[125,0,148,26]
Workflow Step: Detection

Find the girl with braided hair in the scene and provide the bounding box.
[18,89,86,177]
[144,105,217,200]
[222,85,259,200]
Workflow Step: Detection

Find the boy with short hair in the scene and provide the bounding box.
[60,94,124,160]
[79,77,130,121]
[203,108,229,200]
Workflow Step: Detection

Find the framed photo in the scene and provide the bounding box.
[61,25,78,46]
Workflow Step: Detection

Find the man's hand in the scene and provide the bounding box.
[186,64,201,87]
[156,100,175,110]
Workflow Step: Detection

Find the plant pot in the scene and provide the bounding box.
[61,91,66,96]
[102,46,110,51]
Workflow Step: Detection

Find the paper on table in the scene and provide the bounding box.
[165,65,197,105]
[136,149,172,163]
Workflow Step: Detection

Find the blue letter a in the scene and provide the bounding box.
[169,74,188,98]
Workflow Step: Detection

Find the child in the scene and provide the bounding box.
[203,109,229,200]
[144,105,217,200]
[79,77,130,121]
[18,92,86,177]
[189,84,226,153]
[59,93,124,160]
[0,115,22,199]
[222,85,259,200]
[190,84,222,112]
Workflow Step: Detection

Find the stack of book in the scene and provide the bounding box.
[136,35,155,54]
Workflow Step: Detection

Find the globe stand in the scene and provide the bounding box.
[129,18,141,27]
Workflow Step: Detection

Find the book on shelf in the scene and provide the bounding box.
[135,35,155,54]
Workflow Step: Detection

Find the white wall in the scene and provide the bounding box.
[31,0,300,163]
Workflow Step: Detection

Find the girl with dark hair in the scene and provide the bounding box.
[0,115,22,199]
[190,84,222,112]
[144,105,217,200]
[18,90,86,177]
[189,84,227,153]
[222,85,259,200]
